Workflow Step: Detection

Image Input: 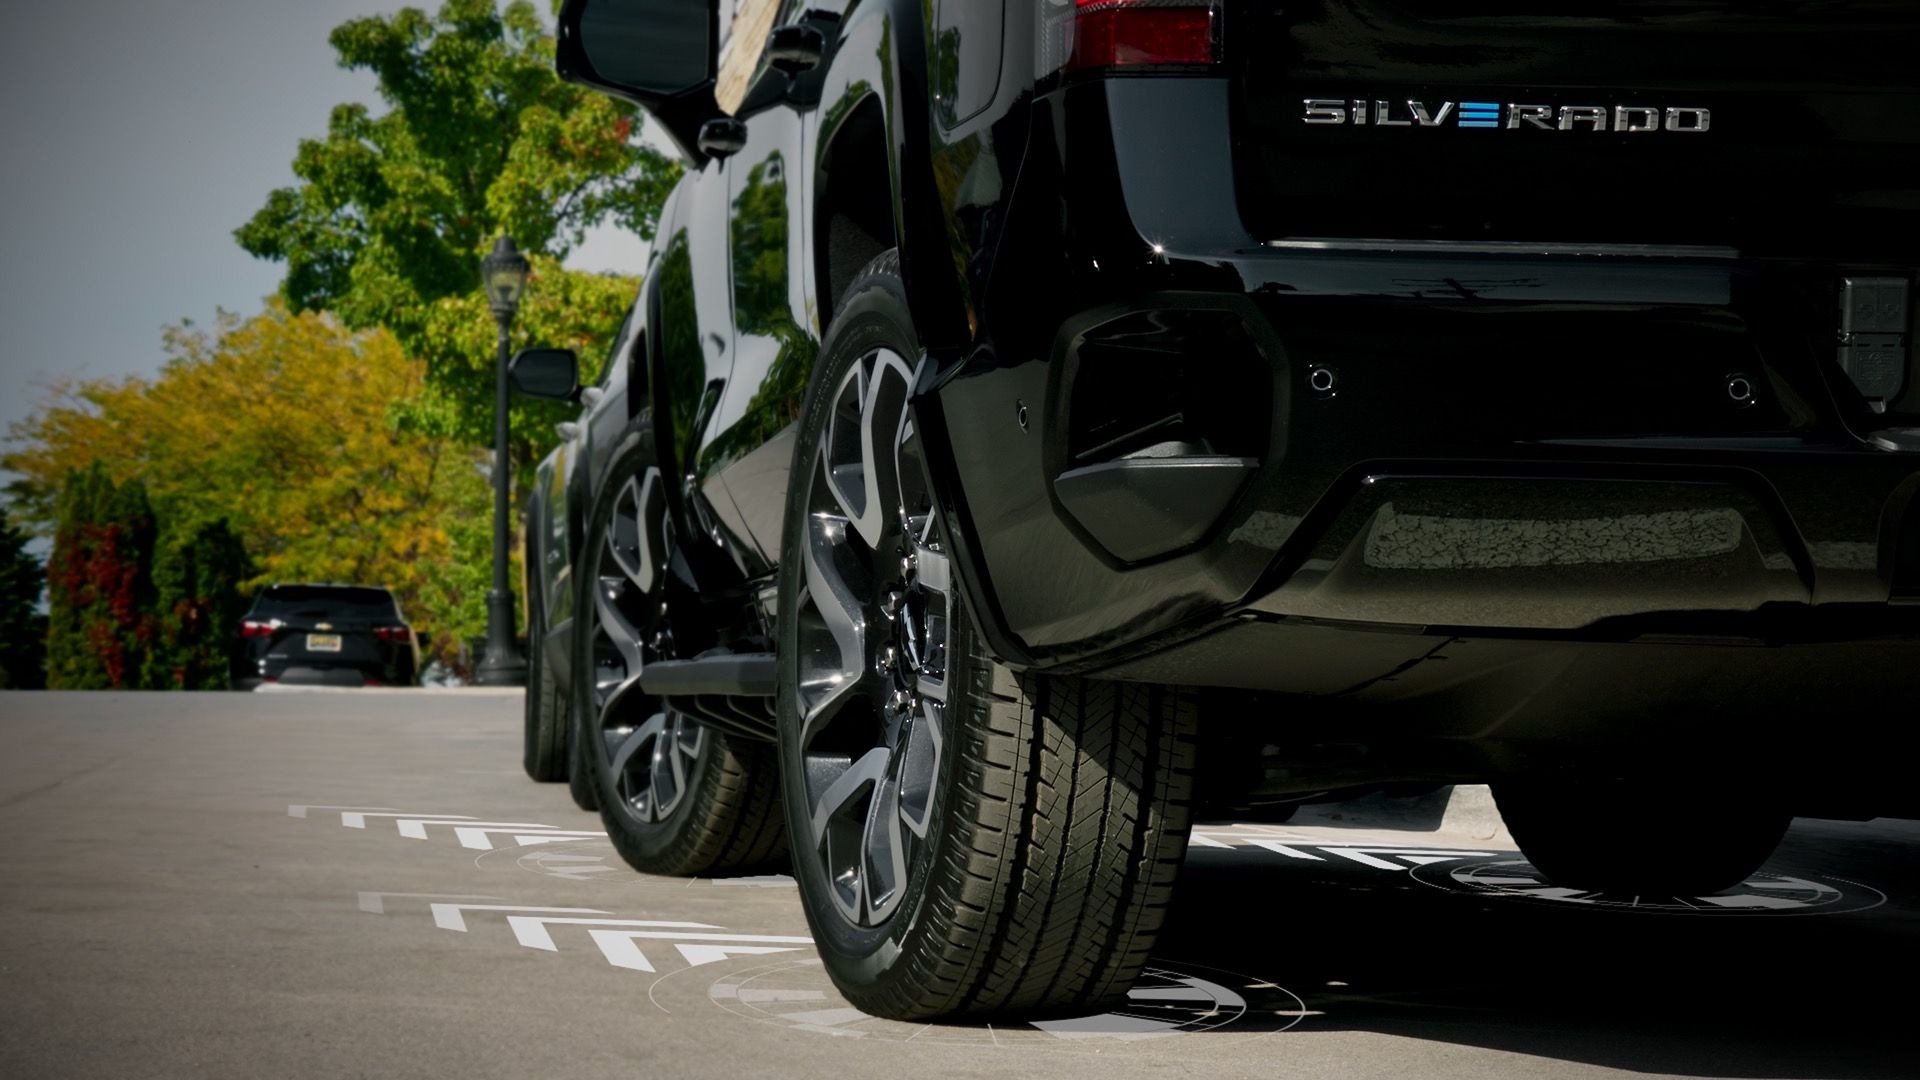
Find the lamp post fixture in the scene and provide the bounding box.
[475,235,531,687]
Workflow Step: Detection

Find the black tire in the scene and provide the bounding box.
[1493,778,1791,895]
[775,252,1201,1020]
[573,412,785,875]
[522,540,569,782]
[567,704,599,812]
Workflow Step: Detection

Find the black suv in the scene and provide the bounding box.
[234,584,421,689]
[518,0,1920,1020]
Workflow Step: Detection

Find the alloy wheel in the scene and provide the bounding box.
[793,349,952,927]
[589,468,706,824]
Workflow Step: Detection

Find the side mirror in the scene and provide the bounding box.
[417,631,434,651]
[510,348,580,401]
[556,0,720,156]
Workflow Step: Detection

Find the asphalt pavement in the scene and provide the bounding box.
[1,690,1913,1079]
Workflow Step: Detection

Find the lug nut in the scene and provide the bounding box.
[881,589,904,616]
[1308,367,1337,393]
[1725,373,1755,404]
[874,646,898,676]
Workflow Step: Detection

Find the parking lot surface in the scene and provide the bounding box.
[2,690,1913,1079]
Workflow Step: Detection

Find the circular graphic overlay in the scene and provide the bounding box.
[709,958,1309,1048]
[1413,856,1884,916]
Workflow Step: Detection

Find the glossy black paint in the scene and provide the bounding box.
[540,0,1920,803]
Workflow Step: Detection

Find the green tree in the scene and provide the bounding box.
[0,516,47,690]
[235,0,667,455]
[4,306,500,665]
[147,519,253,690]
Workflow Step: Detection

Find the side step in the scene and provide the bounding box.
[640,652,777,697]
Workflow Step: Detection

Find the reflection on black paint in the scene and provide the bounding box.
[702,152,819,474]
[656,233,704,456]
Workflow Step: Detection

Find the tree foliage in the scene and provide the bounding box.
[46,465,159,690]
[148,519,253,690]
[4,305,502,663]
[0,516,47,690]
[235,0,663,455]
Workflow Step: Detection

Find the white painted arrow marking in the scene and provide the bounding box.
[429,903,611,932]
[357,891,498,914]
[673,944,806,968]
[393,819,559,841]
[344,811,476,829]
[1697,893,1811,910]
[501,915,813,973]
[1243,839,1324,860]
[451,827,607,851]
[504,916,723,951]
[1321,847,1496,871]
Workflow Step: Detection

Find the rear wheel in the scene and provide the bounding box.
[573,415,784,875]
[1494,778,1791,895]
[776,254,1200,1020]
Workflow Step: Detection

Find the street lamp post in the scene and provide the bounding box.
[475,235,530,687]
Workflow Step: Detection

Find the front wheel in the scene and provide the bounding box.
[775,253,1200,1020]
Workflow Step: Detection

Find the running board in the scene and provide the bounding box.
[640,652,777,697]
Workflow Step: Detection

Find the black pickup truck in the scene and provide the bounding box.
[514,0,1920,1020]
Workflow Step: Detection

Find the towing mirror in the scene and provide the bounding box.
[557,0,718,103]
[509,348,580,401]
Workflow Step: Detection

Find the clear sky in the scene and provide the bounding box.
[0,0,647,447]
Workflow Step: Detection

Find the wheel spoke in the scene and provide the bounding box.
[864,770,908,921]
[609,711,667,777]
[593,575,646,674]
[897,700,942,839]
[652,731,681,817]
[798,507,867,743]
[809,746,890,846]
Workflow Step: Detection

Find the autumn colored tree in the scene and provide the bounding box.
[45,466,159,690]
[0,515,47,689]
[235,0,663,457]
[146,519,253,690]
[4,305,505,662]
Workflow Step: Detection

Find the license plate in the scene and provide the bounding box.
[307,634,343,652]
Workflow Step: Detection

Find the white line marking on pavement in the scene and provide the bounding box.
[1242,840,1325,860]
[674,944,807,968]
[428,903,612,932]
[343,811,477,829]
[451,827,608,850]
[504,916,723,951]
[393,819,560,840]
[1321,848,1497,871]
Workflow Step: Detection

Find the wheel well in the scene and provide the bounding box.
[816,96,896,333]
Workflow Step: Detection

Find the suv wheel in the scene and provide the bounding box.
[1493,777,1791,895]
[776,253,1201,1020]
[574,414,785,875]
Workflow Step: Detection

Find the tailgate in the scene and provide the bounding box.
[1232,0,1920,259]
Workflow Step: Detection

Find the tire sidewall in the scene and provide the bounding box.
[574,418,724,866]
[775,263,975,987]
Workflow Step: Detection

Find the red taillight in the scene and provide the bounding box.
[375,626,412,644]
[1067,0,1218,72]
[240,620,276,639]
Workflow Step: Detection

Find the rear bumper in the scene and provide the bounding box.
[924,77,1920,676]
